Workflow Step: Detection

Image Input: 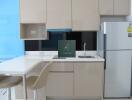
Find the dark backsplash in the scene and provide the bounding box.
[25,31,97,51]
[66,31,96,50]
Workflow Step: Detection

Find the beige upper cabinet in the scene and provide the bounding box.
[99,0,129,16]
[99,0,114,15]
[47,0,72,29]
[72,0,100,31]
[20,0,46,23]
[114,0,129,15]
[74,62,104,97]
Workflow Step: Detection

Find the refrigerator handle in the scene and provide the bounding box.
[130,52,132,96]
[104,34,107,70]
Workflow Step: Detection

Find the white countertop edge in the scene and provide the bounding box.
[25,51,104,62]
[25,51,98,57]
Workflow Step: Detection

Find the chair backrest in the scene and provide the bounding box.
[32,61,53,89]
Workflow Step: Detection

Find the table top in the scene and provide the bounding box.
[0,54,104,75]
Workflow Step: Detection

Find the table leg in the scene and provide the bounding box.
[8,88,11,100]
[23,75,27,100]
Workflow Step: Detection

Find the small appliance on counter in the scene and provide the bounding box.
[58,40,76,57]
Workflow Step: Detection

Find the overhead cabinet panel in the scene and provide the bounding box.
[99,0,114,15]
[20,0,46,23]
[47,0,72,29]
[114,0,129,15]
[72,0,100,31]
[99,0,129,16]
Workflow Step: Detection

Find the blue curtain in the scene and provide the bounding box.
[0,0,24,59]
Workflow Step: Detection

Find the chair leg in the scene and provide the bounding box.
[33,90,37,100]
[8,88,11,100]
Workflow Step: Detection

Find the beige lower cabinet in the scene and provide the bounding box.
[46,72,74,97]
[15,62,104,99]
[46,62,74,97]
[74,62,104,97]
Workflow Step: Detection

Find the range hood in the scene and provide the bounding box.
[126,0,132,21]
[47,28,72,32]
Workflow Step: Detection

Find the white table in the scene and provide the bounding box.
[0,56,43,100]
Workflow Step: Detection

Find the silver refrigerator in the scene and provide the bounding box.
[97,22,132,98]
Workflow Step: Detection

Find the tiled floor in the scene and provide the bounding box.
[1,88,131,100]
[17,99,132,100]
[104,99,132,100]
[15,98,132,100]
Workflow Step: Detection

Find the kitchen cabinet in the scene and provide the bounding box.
[20,0,47,40]
[20,0,46,23]
[114,0,129,15]
[46,62,74,97]
[72,0,100,31]
[15,62,104,99]
[46,73,74,97]
[99,0,114,15]
[20,24,47,40]
[74,62,104,97]
[99,0,129,15]
[47,0,72,29]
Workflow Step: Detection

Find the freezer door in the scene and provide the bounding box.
[105,22,132,50]
[105,50,131,98]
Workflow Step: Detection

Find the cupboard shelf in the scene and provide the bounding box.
[20,23,47,40]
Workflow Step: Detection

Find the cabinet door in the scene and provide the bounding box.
[72,0,100,31]
[99,0,114,15]
[46,72,74,97]
[74,62,104,97]
[20,0,46,23]
[49,62,74,72]
[47,0,72,29]
[114,0,129,15]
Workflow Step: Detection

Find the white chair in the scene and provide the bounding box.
[25,61,53,100]
[0,75,22,100]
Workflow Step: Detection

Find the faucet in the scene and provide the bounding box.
[83,42,86,56]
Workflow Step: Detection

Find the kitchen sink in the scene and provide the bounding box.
[78,55,95,58]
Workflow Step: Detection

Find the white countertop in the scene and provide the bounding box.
[25,51,104,60]
[0,51,104,75]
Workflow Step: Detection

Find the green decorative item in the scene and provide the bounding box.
[58,40,76,57]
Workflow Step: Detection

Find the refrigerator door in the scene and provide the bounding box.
[104,50,131,98]
[104,22,132,50]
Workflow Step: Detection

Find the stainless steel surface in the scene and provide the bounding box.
[102,22,132,98]
[105,50,131,97]
[105,22,132,50]
[78,55,95,58]
[83,42,86,56]
[98,22,132,98]
[53,56,66,59]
